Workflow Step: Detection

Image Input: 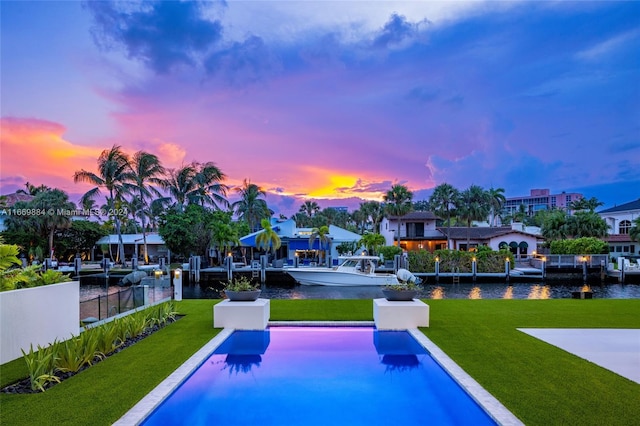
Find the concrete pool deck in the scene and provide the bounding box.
[518,328,640,384]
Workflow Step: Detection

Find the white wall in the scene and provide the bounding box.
[0,281,79,364]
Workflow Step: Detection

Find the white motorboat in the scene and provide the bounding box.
[285,255,411,286]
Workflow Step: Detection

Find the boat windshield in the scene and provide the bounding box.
[341,259,359,268]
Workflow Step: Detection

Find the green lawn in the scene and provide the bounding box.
[1,299,639,425]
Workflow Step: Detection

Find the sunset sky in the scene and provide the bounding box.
[1,1,639,216]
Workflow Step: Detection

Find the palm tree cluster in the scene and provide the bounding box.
[427,184,507,248]
[74,145,230,264]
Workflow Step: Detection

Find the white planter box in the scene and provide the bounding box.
[373,298,430,330]
[0,281,79,364]
[214,299,270,330]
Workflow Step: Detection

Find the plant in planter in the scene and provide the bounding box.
[223,276,261,301]
[382,282,419,301]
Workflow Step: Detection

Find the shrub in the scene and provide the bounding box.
[550,238,608,254]
[378,245,402,261]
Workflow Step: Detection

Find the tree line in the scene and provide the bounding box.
[2,145,636,263]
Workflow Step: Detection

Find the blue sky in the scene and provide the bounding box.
[1,1,639,216]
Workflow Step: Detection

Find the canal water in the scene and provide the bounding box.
[180,281,640,300]
[79,273,640,301]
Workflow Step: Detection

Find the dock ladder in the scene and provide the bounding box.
[251,261,260,279]
[452,267,460,284]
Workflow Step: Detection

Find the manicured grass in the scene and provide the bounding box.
[1,299,638,425]
[1,301,222,425]
[420,299,640,426]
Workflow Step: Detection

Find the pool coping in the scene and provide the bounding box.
[115,322,523,426]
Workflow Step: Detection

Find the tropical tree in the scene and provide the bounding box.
[360,200,385,233]
[457,185,490,250]
[17,182,51,196]
[413,200,430,211]
[309,225,331,265]
[384,184,414,249]
[192,161,229,210]
[125,151,166,263]
[428,183,459,249]
[232,179,269,232]
[541,209,570,241]
[159,204,213,260]
[359,233,386,256]
[165,164,197,212]
[299,201,320,218]
[3,189,76,258]
[74,145,131,263]
[291,212,312,228]
[165,162,229,211]
[209,211,240,265]
[54,220,107,261]
[31,189,77,256]
[255,218,281,258]
[351,208,367,234]
[629,217,640,243]
[569,197,604,212]
[566,211,608,238]
[486,187,506,226]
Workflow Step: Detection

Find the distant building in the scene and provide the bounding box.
[503,188,583,217]
[598,199,640,259]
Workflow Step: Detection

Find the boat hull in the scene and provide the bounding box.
[285,268,399,286]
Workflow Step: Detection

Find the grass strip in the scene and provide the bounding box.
[1,299,638,425]
[1,300,221,425]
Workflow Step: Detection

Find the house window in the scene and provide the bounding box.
[619,220,631,234]
[406,222,424,238]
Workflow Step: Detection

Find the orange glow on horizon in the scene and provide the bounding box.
[0,117,103,191]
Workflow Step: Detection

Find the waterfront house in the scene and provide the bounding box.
[598,199,640,260]
[239,218,363,264]
[381,212,541,257]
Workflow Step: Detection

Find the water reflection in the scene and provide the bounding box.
[468,286,482,299]
[527,285,551,299]
[180,279,640,300]
[431,286,444,299]
[503,285,513,299]
[381,354,421,373]
[221,354,262,375]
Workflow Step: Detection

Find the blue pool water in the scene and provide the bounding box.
[142,327,496,425]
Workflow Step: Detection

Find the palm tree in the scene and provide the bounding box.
[17,182,51,196]
[383,184,414,249]
[486,187,506,227]
[457,185,490,250]
[567,211,608,238]
[309,225,331,265]
[232,179,269,232]
[513,203,528,223]
[255,218,281,258]
[165,164,196,211]
[165,162,229,211]
[127,151,166,264]
[569,197,604,213]
[541,209,570,241]
[428,183,459,249]
[30,189,76,257]
[360,200,385,233]
[74,145,131,263]
[299,201,320,218]
[192,162,229,210]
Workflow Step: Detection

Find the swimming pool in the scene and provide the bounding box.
[140,327,497,425]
